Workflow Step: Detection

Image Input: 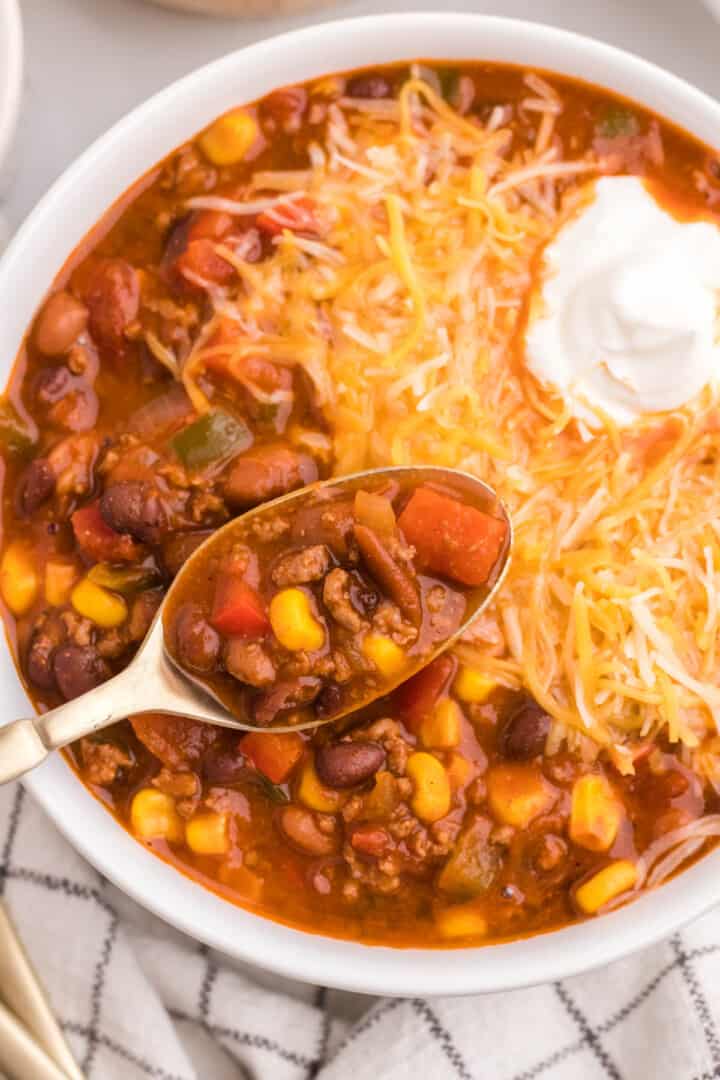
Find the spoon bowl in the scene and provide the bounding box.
[0,466,511,784]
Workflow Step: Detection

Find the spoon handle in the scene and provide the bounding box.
[0,667,137,784]
[0,617,234,785]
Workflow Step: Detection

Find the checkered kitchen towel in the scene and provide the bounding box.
[3,782,720,1080]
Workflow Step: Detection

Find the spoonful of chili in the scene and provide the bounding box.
[0,466,511,784]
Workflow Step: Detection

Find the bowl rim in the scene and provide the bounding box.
[0,0,22,176]
[4,11,720,997]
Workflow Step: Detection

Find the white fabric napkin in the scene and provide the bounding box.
[2,780,720,1080]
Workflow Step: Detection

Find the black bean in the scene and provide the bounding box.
[53,645,110,701]
[173,602,220,674]
[15,459,55,516]
[100,481,167,544]
[346,74,391,99]
[499,700,551,760]
[315,740,386,789]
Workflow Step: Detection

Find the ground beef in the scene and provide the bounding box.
[272,544,330,586]
[81,739,132,786]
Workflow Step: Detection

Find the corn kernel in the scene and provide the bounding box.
[130,789,183,843]
[575,860,638,915]
[446,752,474,791]
[269,588,325,652]
[435,902,489,939]
[407,752,451,823]
[362,634,407,678]
[71,577,127,629]
[297,759,343,813]
[186,812,229,856]
[570,774,623,853]
[454,667,496,703]
[421,698,463,749]
[487,764,556,828]
[199,110,258,165]
[0,542,38,615]
[45,560,77,606]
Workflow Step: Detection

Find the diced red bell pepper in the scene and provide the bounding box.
[188,210,235,242]
[210,576,269,637]
[241,731,304,784]
[257,196,318,237]
[71,503,143,564]
[176,238,235,286]
[398,487,508,587]
[394,655,456,735]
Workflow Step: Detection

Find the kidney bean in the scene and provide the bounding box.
[315,740,386,789]
[346,74,391,99]
[33,291,88,356]
[161,530,213,578]
[277,805,338,856]
[15,458,55,516]
[350,824,390,858]
[499,700,551,760]
[100,481,167,544]
[354,524,420,623]
[173,603,220,674]
[202,742,248,785]
[53,645,110,701]
[83,258,139,352]
[224,443,318,510]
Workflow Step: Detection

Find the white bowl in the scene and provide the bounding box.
[0,0,22,184]
[2,13,720,996]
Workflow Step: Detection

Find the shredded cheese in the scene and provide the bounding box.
[180,74,720,777]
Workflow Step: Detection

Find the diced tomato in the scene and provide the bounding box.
[394,655,456,734]
[257,197,318,237]
[176,238,235,286]
[241,731,304,784]
[187,210,235,243]
[71,503,143,564]
[210,576,269,637]
[203,319,292,395]
[398,487,508,586]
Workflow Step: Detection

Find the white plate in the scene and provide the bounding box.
[0,0,21,181]
[2,13,720,996]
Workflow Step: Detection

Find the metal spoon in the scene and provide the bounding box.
[0,466,511,785]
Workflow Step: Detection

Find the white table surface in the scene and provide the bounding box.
[5,0,720,236]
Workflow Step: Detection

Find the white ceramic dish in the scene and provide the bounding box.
[0,0,22,186]
[2,13,720,996]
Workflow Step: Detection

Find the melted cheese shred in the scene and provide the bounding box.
[187,74,720,782]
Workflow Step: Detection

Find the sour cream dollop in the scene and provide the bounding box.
[525,176,720,428]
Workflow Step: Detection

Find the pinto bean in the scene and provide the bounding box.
[83,258,139,352]
[224,443,318,510]
[354,524,420,623]
[251,676,322,727]
[350,824,390,858]
[34,292,88,356]
[224,638,276,688]
[15,458,55,516]
[173,603,220,674]
[53,644,110,700]
[499,700,551,761]
[277,805,338,856]
[315,740,386,789]
[100,481,167,544]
